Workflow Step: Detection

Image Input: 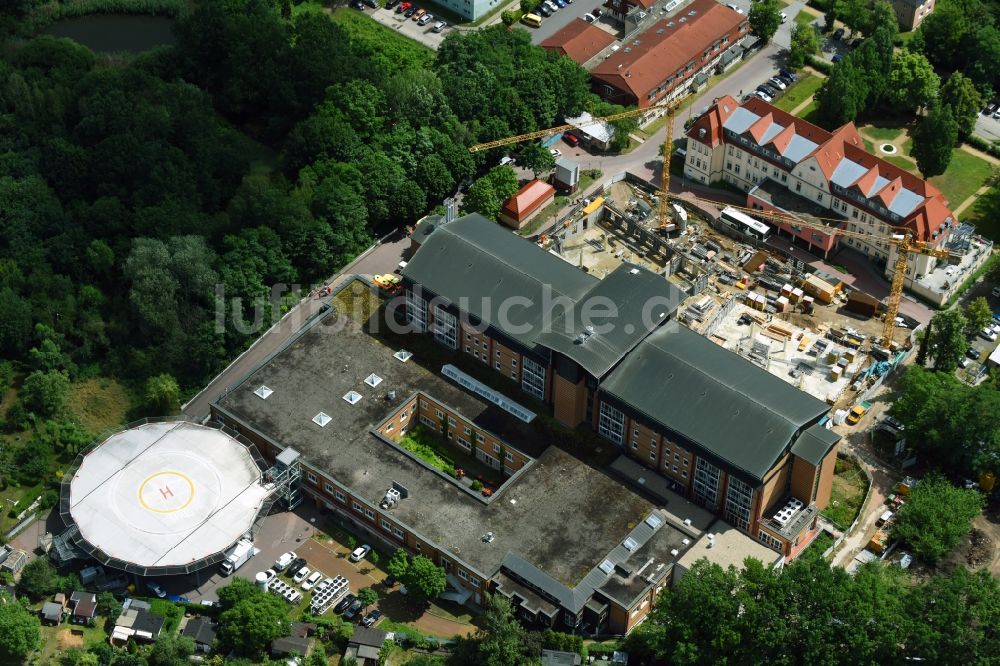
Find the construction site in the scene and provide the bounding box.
[540,173,910,410]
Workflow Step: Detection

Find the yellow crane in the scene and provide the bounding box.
[469,99,683,229]
[470,110,960,349]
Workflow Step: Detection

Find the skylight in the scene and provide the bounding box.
[254,385,273,400]
[394,350,413,363]
[644,513,664,529]
[343,391,362,405]
[599,559,615,575]
[312,412,331,427]
[623,537,638,551]
[364,373,383,388]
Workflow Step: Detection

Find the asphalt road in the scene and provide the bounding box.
[975,109,1000,143]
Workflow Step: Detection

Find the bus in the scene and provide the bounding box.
[719,207,772,242]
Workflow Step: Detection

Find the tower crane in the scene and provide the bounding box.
[469,99,683,229]
[469,108,961,349]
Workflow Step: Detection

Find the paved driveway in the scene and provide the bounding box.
[975,109,1000,143]
[528,0,611,45]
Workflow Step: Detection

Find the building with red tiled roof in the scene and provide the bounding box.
[683,95,959,283]
[590,0,748,109]
[540,19,617,66]
[499,180,556,230]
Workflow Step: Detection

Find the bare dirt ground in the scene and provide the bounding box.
[56,629,84,650]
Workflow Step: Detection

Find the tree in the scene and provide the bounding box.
[0,288,32,357]
[217,577,259,610]
[916,318,931,366]
[357,587,378,614]
[886,51,940,113]
[748,0,783,44]
[20,370,69,418]
[463,166,520,220]
[816,59,869,127]
[940,72,984,137]
[912,103,957,178]
[17,558,58,601]
[387,548,410,579]
[402,555,446,602]
[964,297,993,336]
[145,374,181,415]
[218,588,291,656]
[789,24,821,69]
[517,143,556,177]
[927,307,967,372]
[894,475,984,563]
[147,635,196,666]
[477,594,527,666]
[0,595,40,662]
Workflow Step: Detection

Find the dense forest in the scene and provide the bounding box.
[0,0,603,407]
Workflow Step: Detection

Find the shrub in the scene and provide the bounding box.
[804,53,833,75]
[501,10,521,25]
[471,480,484,491]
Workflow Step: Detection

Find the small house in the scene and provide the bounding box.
[181,617,218,653]
[112,608,164,645]
[271,636,310,658]
[553,157,580,194]
[69,591,97,624]
[41,602,63,626]
[344,626,388,666]
[499,180,556,230]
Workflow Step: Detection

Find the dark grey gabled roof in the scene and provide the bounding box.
[535,264,684,378]
[601,322,828,482]
[790,423,840,466]
[401,214,597,349]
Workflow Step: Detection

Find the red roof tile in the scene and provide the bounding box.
[502,180,556,220]
[540,19,617,65]
[592,0,745,103]
[686,94,740,148]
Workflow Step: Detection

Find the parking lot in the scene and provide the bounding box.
[356,2,453,50]
[526,0,612,45]
[975,106,1000,142]
[958,285,1000,381]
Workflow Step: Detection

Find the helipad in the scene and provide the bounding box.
[64,421,270,575]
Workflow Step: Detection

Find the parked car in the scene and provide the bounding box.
[386,0,400,7]
[544,0,558,11]
[287,558,307,576]
[768,77,787,90]
[564,133,580,147]
[967,347,982,360]
[960,356,972,368]
[146,581,167,599]
[981,327,998,342]
[775,73,794,86]
[404,5,418,17]
[833,27,845,40]
[361,610,384,627]
[994,108,1000,119]
[334,594,357,614]
[779,68,798,82]
[849,37,863,48]
[412,8,425,20]
[350,545,372,562]
[985,102,998,115]
[883,416,905,432]
[538,4,551,15]
[363,0,379,8]
[592,8,602,16]
[301,571,323,591]
[780,11,787,22]
[293,567,311,584]
[754,91,772,102]
[992,286,1000,297]
[846,404,866,425]
[344,598,365,620]
[417,12,433,25]
[351,1,365,9]
[554,0,567,7]
[583,11,595,21]
[274,551,297,571]
[432,20,447,32]
[726,3,744,13]
[396,1,411,12]
[549,148,562,158]
[876,510,893,527]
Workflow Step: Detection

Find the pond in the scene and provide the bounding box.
[44,14,176,53]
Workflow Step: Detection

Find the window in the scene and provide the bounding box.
[511,371,518,379]
[493,443,500,453]
[817,193,823,203]
[651,437,657,447]
[324,482,334,493]
[693,458,722,509]
[684,459,689,467]
[682,470,688,478]
[758,530,783,551]
[672,465,678,473]
[448,416,456,427]
[598,401,625,446]
[649,451,657,461]
[464,426,472,436]
[470,576,480,587]
[511,359,518,368]
[385,423,394,433]
[352,501,362,512]
[521,356,546,400]
[476,433,485,444]
[795,181,802,192]
[674,453,679,461]
[405,290,427,332]
[457,436,471,450]
[307,472,317,484]
[393,527,404,539]
[419,415,435,428]
[632,440,639,450]
[382,519,392,531]
[505,451,514,462]
[633,428,639,437]
[335,490,346,502]
[365,508,375,520]
[458,569,468,581]
[724,475,754,530]
[432,306,458,349]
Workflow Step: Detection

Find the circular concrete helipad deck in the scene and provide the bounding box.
[68,421,269,573]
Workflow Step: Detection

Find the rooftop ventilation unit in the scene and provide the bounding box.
[707,534,716,549]
[683,518,692,526]
[312,412,331,427]
[623,537,638,551]
[482,532,495,543]
[254,385,274,400]
[394,350,413,363]
[598,559,615,575]
[670,549,679,557]
[364,373,383,388]
[682,538,691,546]
[644,513,664,529]
[343,391,362,405]
[380,487,402,510]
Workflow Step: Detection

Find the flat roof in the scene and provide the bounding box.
[675,523,783,574]
[215,304,662,587]
[66,421,269,574]
[601,322,829,483]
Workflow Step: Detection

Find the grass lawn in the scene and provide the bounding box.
[883,154,917,171]
[966,185,1000,242]
[929,148,995,208]
[398,426,457,474]
[794,10,817,30]
[861,126,905,143]
[861,137,875,153]
[330,8,434,72]
[821,457,868,530]
[65,378,133,435]
[802,530,835,560]
[772,74,824,113]
[38,621,108,661]
[518,170,602,237]
[796,100,820,123]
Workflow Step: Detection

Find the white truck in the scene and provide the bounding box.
[219,538,258,576]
